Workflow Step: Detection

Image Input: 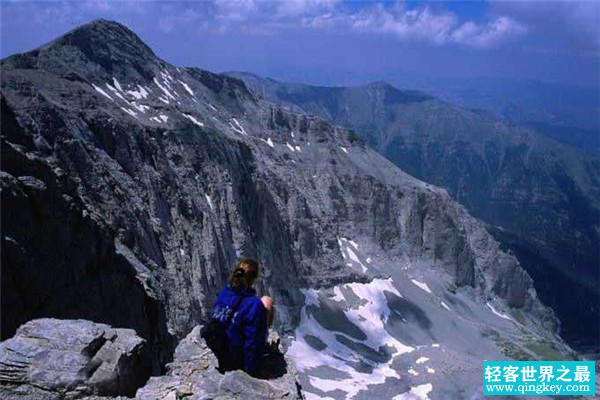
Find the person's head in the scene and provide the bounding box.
[229,258,259,290]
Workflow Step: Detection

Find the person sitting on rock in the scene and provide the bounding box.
[210,258,274,377]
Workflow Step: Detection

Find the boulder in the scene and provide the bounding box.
[0,319,151,399]
[135,326,303,399]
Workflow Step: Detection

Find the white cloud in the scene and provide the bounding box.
[215,0,259,23]
[276,0,339,17]
[491,1,599,54]
[10,0,527,50]
[451,16,527,48]
[301,4,527,49]
[352,6,458,45]
[158,8,201,33]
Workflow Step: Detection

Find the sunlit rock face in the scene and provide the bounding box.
[230,71,600,356]
[1,19,575,399]
[0,319,151,399]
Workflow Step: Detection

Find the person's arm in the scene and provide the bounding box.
[242,300,268,375]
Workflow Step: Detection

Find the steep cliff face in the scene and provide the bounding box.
[1,20,574,399]
[229,71,600,354]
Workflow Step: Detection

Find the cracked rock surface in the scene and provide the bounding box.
[136,326,302,400]
[0,319,150,399]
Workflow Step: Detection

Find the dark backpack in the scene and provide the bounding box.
[201,295,244,371]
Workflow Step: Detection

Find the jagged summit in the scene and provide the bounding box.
[40,19,156,60]
[2,19,158,82]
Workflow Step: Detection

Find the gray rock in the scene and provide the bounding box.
[135,326,302,400]
[0,319,151,399]
[229,71,600,353]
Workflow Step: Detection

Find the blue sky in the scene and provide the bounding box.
[1,1,599,87]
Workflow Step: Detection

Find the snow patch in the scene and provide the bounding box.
[340,146,348,154]
[295,145,301,152]
[153,77,176,100]
[393,383,433,400]
[441,302,451,311]
[106,83,127,101]
[289,279,414,399]
[182,113,204,127]
[304,392,335,400]
[205,194,213,211]
[337,237,368,273]
[130,103,149,113]
[486,303,513,321]
[408,368,419,376]
[112,77,123,92]
[415,357,429,364]
[300,288,320,307]
[161,69,175,83]
[159,115,169,123]
[266,138,274,148]
[177,80,194,95]
[127,85,149,100]
[347,248,367,273]
[92,84,113,101]
[120,107,137,118]
[411,279,432,294]
[427,367,435,374]
[230,118,247,135]
[286,143,296,152]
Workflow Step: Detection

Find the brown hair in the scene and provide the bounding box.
[229,258,259,290]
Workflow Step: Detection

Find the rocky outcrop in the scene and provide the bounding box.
[0,319,151,399]
[136,326,302,399]
[0,318,301,400]
[0,134,173,372]
[0,319,301,400]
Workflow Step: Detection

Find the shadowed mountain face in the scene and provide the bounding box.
[0,19,580,398]
[403,77,600,151]
[229,72,600,355]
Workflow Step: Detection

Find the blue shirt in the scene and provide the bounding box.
[211,283,268,374]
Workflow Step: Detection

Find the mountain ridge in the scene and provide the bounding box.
[1,19,579,399]
[227,70,600,355]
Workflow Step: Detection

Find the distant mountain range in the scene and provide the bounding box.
[403,76,600,151]
[228,71,600,356]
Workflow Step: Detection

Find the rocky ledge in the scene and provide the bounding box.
[136,326,302,400]
[0,319,302,400]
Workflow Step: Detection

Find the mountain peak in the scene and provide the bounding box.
[46,19,154,56]
[9,19,159,81]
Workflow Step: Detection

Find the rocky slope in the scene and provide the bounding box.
[229,71,600,355]
[1,20,576,398]
[136,325,300,399]
[0,319,300,399]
